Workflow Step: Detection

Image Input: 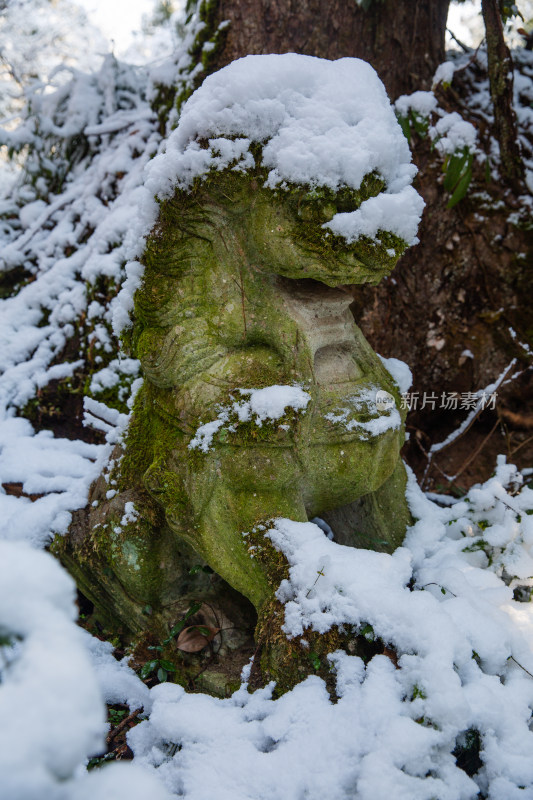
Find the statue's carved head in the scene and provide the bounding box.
[140,52,424,286]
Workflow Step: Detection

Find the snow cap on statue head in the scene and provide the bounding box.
[145,53,424,246]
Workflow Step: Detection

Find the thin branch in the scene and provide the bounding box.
[422,360,516,487]
[448,418,500,483]
[106,707,143,745]
[511,433,533,457]
[446,27,472,53]
[421,582,457,597]
[509,655,533,680]
[453,37,486,74]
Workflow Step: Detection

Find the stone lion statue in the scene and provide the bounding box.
[61,54,422,686]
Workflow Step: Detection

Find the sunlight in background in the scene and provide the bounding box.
[70,0,157,55]
[447,0,484,47]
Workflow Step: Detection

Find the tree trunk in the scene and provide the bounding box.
[210,0,450,99]
[481,0,525,191]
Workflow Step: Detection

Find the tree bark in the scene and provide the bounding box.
[211,0,450,99]
[481,0,525,191]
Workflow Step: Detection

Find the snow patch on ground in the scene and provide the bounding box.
[127,459,533,800]
[0,540,169,799]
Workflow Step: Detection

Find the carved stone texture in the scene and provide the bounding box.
[130,173,411,616]
[61,56,418,682]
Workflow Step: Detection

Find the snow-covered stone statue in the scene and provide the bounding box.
[62,54,424,688]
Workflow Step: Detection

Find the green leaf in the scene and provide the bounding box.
[192,626,211,637]
[411,684,427,700]
[164,602,202,643]
[164,621,186,643]
[309,652,321,670]
[447,163,473,209]
[411,111,429,137]
[361,624,375,642]
[397,115,411,141]
[462,539,488,554]
[189,564,214,576]
[184,601,202,619]
[443,151,469,192]
[157,667,168,682]
[140,659,159,679]
[109,708,127,724]
[158,659,177,672]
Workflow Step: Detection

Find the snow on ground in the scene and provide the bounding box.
[0,539,170,799]
[1,8,533,797]
[128,462,533,800]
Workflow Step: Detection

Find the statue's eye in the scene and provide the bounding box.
[298,198,337,223]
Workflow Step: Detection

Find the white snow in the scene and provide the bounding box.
[127,460,533,800]
[0,540,169,799]
[89,357,140,397]
[189,385,311,452]
[395,90,478,158]
[188,412,230,454]
[235,385,311,423]
[324,385,401,437]
[396,90,438,119]
[433,61,456,88]
[378,354,413,394]
[430,112,478,155]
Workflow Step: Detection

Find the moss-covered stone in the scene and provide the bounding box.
[66,167,413,687]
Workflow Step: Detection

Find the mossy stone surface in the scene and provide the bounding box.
[65,168,413,686]
[128,171,410,612]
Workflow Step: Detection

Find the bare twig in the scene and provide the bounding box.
[511,433,533,457]
[446,27,471,53]
[453,37,486,74]
[500,408,533,431]
[448,418,500,483]
[106,707,143,745]
[421,582,457,597]
[510,655,533,680]
[422,360,516,488]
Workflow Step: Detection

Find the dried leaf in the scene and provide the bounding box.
[176,625,220,653]
[382,646,399,668]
